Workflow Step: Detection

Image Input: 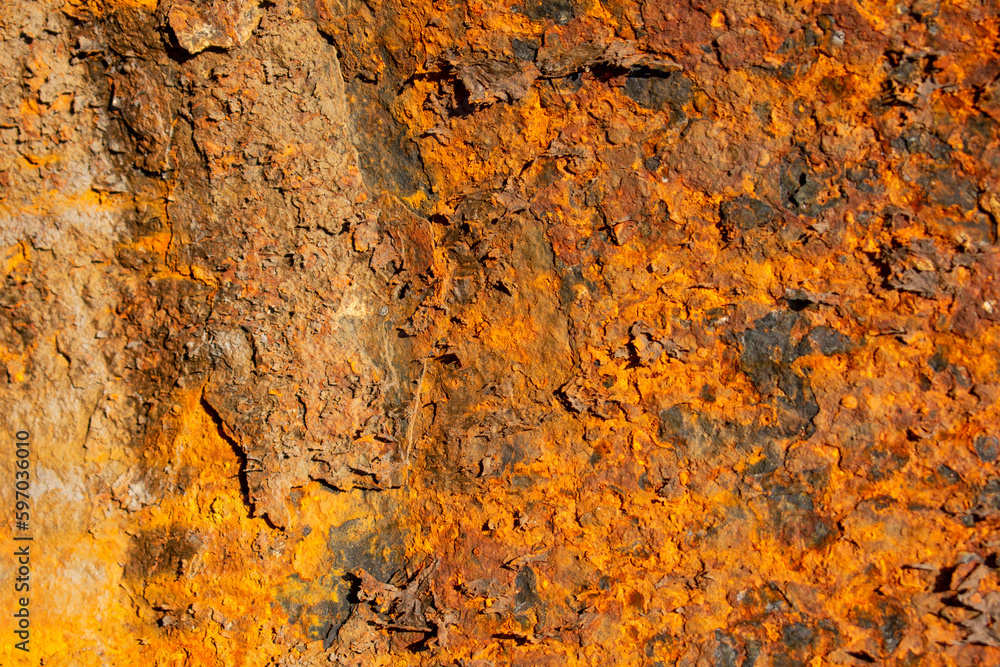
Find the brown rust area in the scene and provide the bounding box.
[1,0,1000,665]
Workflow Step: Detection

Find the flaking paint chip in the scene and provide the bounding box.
[168,0,263,54]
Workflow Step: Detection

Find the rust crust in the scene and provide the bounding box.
[1,0,999,665]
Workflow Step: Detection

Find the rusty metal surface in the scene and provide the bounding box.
[1,0,999,665]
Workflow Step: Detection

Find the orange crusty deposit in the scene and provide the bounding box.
[1,0,1000,665]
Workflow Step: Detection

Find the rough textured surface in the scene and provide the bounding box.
[1,0,999,664]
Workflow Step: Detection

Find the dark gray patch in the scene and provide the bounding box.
[890,128,952,160]
[782,622,814,649]
[807,326,853,356]
[558,264,597,309]
[880,611,905,654]
[521,0,576,24]
[276,489,407,642]
[938,464,961,484]
[624,70,691,124]
[745,442,785,476]
[719,195,776,240]
[512,38,539,61]
[974,479,1000,520]
[779,150,838,216]
[513,565,542,613]
[921,169,978,211]
[975,435,999,463]
[928,349,948,373]
[867,446,910,481]
[346,81,431,210]
[714,629,738,667]
[739,311,816,417]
